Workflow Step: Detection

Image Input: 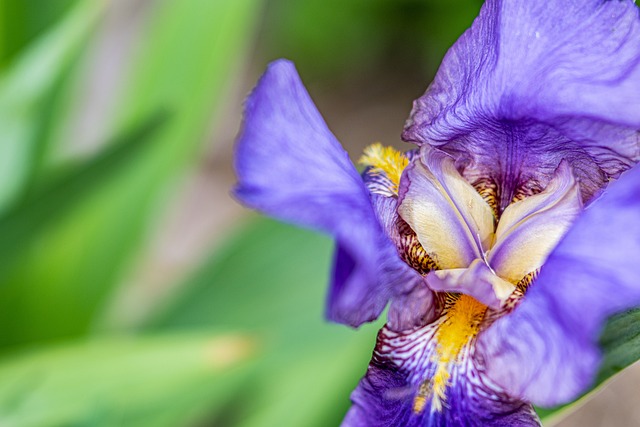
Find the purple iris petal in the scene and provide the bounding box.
[403,0,640,207]
[387,281,435,333]
[234,59,398,327]
[476,164,640,407]
[343,326,542,427]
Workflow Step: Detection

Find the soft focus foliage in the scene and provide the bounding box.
[0,0,638,425]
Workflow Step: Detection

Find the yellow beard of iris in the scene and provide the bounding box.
[430,295,486,411]
[359,142,409,194]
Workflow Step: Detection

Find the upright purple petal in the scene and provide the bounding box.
[476,164,640,407]
[234,60,396,327]
[403,0,640,206]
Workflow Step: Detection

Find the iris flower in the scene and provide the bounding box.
[234,1,640,425]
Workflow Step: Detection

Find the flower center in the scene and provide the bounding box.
[360,143,583,413]
[397,149,582,306]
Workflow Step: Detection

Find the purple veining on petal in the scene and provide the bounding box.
[234,59,397,327]
[387,281,437,333]
[342,325,541,427]
[403,0,640,207]
[477,163,640,407]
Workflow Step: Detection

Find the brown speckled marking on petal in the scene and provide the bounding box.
[511,180,544,204]
[396,218,439,275]
[472,176,500,218]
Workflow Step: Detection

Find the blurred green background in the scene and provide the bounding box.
[0,0,638,426]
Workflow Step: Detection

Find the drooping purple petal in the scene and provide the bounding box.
[403,0,640,207]
[234,59,397,327]
[343,326,541,427]
[387,280,436,333]
[476,163,640,407]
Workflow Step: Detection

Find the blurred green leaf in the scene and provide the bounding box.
[0,113,167,349]
[148,218,335,336]
[0,112,166,265]
[0,0,261,348]
[234,335,373,427]
[0,0,79,67]
[596,307,640,384]
[117,0,260,142]
[0,0,103,213]
[260,0,481,80]
[148,218,381,426]
[0,332,256,427]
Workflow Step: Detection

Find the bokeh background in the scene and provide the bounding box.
[0,0,638,426]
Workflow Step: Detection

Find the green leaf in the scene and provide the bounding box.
[0,332,257,427]
[234,334,373,427]
[148,218,335,335]
[0,0,79,67]
[596,307,640,384]
[0,0,261,347]
[0,113,167,349]
[0,0,103,212]
[116,0,261,146]
[148,218,381,426]
[0,112,167,267]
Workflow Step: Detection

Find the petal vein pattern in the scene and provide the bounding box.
[403,0,640,206]
[344,313,542,426]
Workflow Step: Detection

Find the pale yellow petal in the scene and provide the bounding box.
[489,161,583,283]
[398,150,495,269]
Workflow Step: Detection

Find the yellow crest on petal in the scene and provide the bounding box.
[359,143,409,194]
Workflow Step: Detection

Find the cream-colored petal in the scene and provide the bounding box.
[489,161,583,283]
[398,149,495,269]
